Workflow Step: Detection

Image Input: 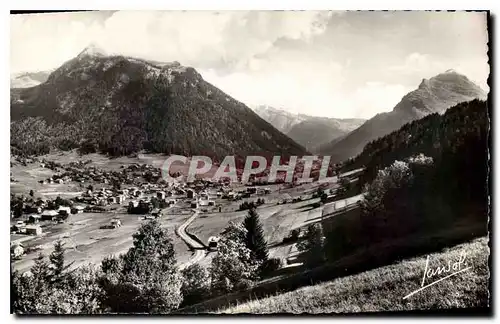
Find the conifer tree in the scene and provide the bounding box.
[49,241,73,284]
[243,207,269,262]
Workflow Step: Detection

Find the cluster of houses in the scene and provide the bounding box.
[11,202,88,237]
[75,187,126,207]
[127,188,178,215]
[11,194,85,220]
[221,186,272,201]
[39,165,126,185]
[188,188,217,208]
[37,160,167,187]
[12,221,43,236]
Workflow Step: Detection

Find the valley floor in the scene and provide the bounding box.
[220,236,490,314]
[10,151,340,272]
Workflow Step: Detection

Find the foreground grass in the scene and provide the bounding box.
[220,237,490,314]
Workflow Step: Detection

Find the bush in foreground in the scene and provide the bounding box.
[98,220,183,313]
[181,264,211,306]
[210,222,260,295]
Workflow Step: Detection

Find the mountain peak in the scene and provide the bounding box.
[11,49,307,158]
[321,70,487,161]
[78,43,107,58]
[419,78,430,89]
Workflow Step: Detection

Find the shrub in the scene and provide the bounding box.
[282,228,301,243]
[210,222,260,295]
[180,264,211,306]
[98,220,183,313]
[297,223,326,268]
[260,257,283,276]
[11,248,103,314]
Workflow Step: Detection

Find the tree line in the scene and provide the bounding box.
[298,99,489,267]
[11,204,277,314]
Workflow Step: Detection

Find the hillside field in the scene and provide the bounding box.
[220,237,490,314]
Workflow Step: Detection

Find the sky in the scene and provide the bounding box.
[10,11,489,119]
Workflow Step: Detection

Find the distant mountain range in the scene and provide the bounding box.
[11,44,306,157]
[10,48,486,163]
[318,70,487,162]
[253,105,365,153]
[253,105,310,134]
[10,70,52,88]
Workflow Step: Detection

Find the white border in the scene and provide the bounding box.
[1,1,498,10]
[2,1,497,323]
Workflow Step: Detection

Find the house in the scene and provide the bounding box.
[107,197,116,204]
[190,200,198,208]
[246,187,257,194]
[207,192,218,200]
[207,236,220,251]
[58,206,71,216]
[110,219,121,228]
[115,195,124,204]
[28,215,42,224]
[41,210,59,221]
[151,208,162,218]
[199,191,208,200]
[13,221,26,234]
[71,205,85,214]
[11,243,24,258]
[57,179,64,184]
[25,225,42,236]
[186,189,196,199]
[129,201,139,209]
[199,199,211,207]
[157,191,166,200]
[323,194,337,204]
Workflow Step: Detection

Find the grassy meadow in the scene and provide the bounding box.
[220,236,490,314]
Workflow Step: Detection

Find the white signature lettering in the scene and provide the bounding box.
[403,252,471,300]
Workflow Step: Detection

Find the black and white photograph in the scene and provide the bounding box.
[9,9,491,315]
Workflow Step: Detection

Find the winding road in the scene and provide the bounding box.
[176,209,207,270]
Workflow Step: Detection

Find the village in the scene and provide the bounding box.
[10,153,363,273]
